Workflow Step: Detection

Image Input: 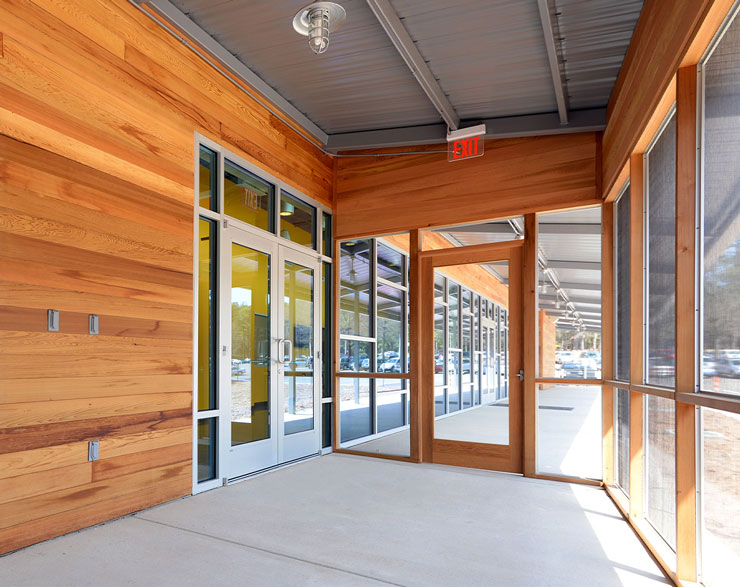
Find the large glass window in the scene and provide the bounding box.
[537,384,602,479]
[280,191,315,249]
[646,115,677,388]
[645,395,676,548]
[702,17,740,397]
[224,160,274,233]
[537,207,602,381]
[197,218,217,411]
[615,387,630,495]
[702,408,740,586]
[338,237,409,454]
[339,241,371,338]
[615,189,631,382]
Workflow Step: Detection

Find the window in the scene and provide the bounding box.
[646,114,677,388]
[322,213,332,257]
[702,407,740,586]
[280,191,315,248]
[224,159,274,233]
[537,207,602,381]
[198,145,218,212]
[338,237,409,452]
[702,15,740,398]
[615,188,631,382]
[645,395,676,547]
[615,387,630,495]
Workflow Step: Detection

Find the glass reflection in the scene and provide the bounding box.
[224,160,274,233]
[283,261,314,435]
[231,243,271,446]
[198,218,217,411]
[377,284,404,373]
[199,145,217,212]
[340,240,371,338]
[339,378,371,442]
[280,192,315,249]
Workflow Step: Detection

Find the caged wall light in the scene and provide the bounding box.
[293,2,346,55]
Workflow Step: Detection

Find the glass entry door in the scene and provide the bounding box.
[222,226,321,479]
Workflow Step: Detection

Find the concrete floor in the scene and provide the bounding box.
[0,454,669,587]
[351,385,602,481]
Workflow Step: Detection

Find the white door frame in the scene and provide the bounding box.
[221,224,321,480]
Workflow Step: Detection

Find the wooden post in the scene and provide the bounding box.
[675,65,698,582]
[602,201,615,485]
[629,153,644,519]
[332,238,341,450]
[523,214,538,476]
[409,229,423,462]
[420,256,435,461]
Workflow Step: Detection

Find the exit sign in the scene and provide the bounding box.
[447,124,486,162]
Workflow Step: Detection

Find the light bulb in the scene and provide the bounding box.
[308,7,330,54]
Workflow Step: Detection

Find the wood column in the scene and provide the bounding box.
[629,153,645,519]
[408,229,423,462]
[523,214,538,476]
[601,201,615,485]
[675,65,698,582]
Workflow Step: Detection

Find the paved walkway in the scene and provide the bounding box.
[0,454,669,586]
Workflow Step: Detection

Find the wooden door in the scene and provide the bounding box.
[419,242,524,473]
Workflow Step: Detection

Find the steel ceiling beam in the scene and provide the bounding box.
[536,0,569,124]
[365,0,460,131]
[437,223,601,235]
[539,281,601,291]
[325,108,605,152]
[540,294,601,305]
[547,260,601,271]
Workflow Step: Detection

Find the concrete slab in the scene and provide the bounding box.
[0,454,670,587]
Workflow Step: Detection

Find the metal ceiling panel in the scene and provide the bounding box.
[170,0,441,133]
[165,0,643,141]
[554,0,644,110]
[391,0,558,119]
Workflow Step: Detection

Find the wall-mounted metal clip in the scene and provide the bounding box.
[47,309,59,332]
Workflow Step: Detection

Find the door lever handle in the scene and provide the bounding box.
[517,369,524,381]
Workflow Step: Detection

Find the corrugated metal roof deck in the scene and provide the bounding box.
[168,0,642,136]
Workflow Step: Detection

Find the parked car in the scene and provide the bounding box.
[360,357,370,370]
[703,354,717,377]
[716,357,740,379]
[561,361,585,378]
[379,357,401,373]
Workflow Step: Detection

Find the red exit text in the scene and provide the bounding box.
[448,135,484,162]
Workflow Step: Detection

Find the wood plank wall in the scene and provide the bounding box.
[334,133,600,240]
[0,0,332,554]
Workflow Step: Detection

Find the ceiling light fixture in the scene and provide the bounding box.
[293,2,346,55]
[281,201,295,217]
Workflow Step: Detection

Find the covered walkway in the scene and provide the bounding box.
[0,454,668,587]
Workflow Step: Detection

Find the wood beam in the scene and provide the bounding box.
[602,201,615,485]
[675,65,698,582]
[420,256,435,462]
[523,214,538,476]
[408,229,422,462]
[629,153,645,519]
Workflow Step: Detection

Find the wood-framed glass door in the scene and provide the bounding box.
[420,242,523,473]
[221,226,321,479]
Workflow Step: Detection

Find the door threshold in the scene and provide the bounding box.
[226,452,321,485]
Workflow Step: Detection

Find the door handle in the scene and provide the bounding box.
[517,369,524,381]
[279,339,292,364]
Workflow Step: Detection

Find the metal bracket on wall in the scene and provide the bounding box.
[47,309,59,332]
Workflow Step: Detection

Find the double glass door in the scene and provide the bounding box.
[221,226,321,478]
